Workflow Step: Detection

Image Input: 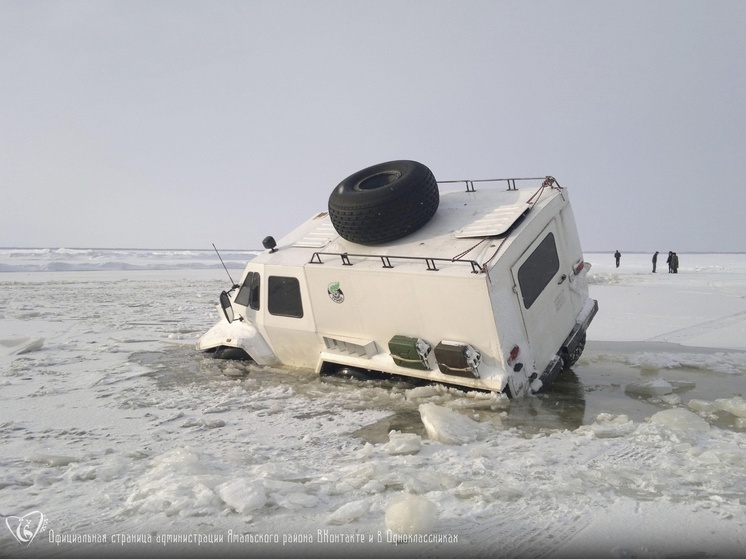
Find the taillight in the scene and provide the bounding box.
[508,345,520,363]
[573,260,585,275]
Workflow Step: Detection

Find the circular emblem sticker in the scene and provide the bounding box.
[328,281,344,304]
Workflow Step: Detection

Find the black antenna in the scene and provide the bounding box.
[212,243,238,287]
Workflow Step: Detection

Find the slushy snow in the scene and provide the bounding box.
[1,249,745,558]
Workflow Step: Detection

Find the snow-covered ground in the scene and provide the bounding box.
[1,248,745,559]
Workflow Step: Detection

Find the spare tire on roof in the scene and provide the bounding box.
[328,160,439,245]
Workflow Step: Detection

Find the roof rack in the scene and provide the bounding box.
[437,176,548,193]
[308,251,484,273]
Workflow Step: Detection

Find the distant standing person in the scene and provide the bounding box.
[667,251,673,273]
[652,251,659,273]
[672,252,679,274]
[614,250,621,268]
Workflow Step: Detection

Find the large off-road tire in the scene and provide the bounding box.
[328,160,439,245]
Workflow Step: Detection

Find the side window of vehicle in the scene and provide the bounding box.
[268,276,303,318]
[235,271,261,310]
[517,233,560,309]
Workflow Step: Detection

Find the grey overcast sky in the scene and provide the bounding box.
[2,0,745,252]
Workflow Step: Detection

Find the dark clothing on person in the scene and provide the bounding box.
[667,251,673,273]
[614,250,621,268]
[652,251,659,273]
[672,252,679,273]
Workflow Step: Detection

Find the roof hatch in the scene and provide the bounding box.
[293,222,339,248]
[455,203,530,238]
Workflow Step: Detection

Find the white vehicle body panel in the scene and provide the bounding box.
[197,175,597,397]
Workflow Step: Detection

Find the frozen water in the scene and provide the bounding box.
[328,500,370,525]
[382,431,423,455]
[0,250,745,558]
[384,496,437,535]
[418,402,492,444]
[649,408,711,432]
[715,396,746,418]
[216,479,267,515]
[0,337,45,355]
[624,378,674,397]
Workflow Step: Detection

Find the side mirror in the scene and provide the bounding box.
[219,291,235,323]
[263,236,277,253]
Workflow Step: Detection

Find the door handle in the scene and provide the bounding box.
[557,274,567,284]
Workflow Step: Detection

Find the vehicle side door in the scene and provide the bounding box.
[510,219,577,370]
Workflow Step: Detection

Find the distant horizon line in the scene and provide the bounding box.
[0,246,263,252]
[1,246,745,255]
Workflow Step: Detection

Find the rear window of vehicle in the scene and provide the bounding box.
[517,233,560,309]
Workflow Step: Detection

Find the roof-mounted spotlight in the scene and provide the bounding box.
[262,236,277,253]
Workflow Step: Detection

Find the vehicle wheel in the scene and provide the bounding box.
[328,160,439,245]
[563,333,586,369]
[213,346,252,361]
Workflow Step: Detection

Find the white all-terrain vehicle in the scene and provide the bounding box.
[197,160,597,398]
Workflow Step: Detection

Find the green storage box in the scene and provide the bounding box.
[388,335,431,370]
[434,341,481,379]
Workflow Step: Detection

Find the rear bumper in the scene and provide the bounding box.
[563,298,598,357]
[536,298,598,391]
